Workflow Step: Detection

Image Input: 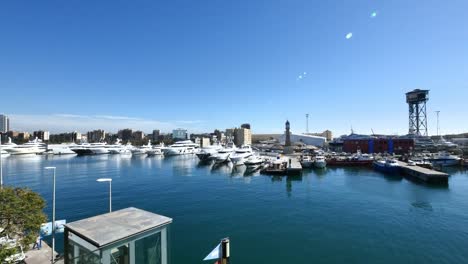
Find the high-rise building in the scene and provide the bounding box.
[132,131,145,140]
[33,130,50,141]
[118,129,133,141]
[87,130,106,143]
[235,128,252,146]
[152,130,160,141]
[172,129,187,140]
[0,114,10,133]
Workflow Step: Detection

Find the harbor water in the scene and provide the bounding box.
[2,155,468,264]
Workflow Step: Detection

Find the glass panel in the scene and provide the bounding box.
[110,244,130,264]
[66,240,100,264]
[135,232,162,264]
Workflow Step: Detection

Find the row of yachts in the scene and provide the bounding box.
[0,138,264,167]
[0,138,201,157]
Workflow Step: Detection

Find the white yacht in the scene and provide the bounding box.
[196,145,223,162]
[213,143,237,164]
[0,137,17,151]
[1,149,10,158]
[163,140,199,156]
[132,142,153,156]
[230,145,254,166]
[148,143,165,156]
[6,138,46,155]
[427,151,461,167]
[46,144,77,155]
[108,140,133,155]
[314,156,327,169]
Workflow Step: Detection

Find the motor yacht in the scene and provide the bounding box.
[426,151,461,167]
[0,149,10,158]
[163,140,199,156]
[6,138,46,155]
[213,143,237,164]
[230,145,253,166]
[132,141,153,156]
[148,143,165,156]
[46,144,77,155]
[196,144,223,162]
[0,137,17,151]
[71,142,109,155]
[314,156,327,169]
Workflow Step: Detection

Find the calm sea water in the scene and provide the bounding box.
[2,154,468,264]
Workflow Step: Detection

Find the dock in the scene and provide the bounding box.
[286,156,302,175]
[25,241,63,264]
[397,161,449,184]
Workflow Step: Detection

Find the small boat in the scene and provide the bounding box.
[244,155,264,166]
[373,159,400,174]
[314,156,327,169]
[300,156,314,168]
[261,157,288,175]
[327,151,374,167]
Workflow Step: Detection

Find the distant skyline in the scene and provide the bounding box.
[1,1,467,136]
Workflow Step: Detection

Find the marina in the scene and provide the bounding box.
[1,155,468,263]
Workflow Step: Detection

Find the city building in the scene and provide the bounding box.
[172,128,187,140]
[87,129,106,143]
[33,130,50,141]
[0,114,9,133]
[341,134,415,154]
[18,132,30,141]
[201,137,211,148]
[235,127,252,146]
[225,128,236,143]
[152,130,160,141]
[132,131,145,140]
[118,129,133,141]
[307,130,333,141]
[279,120,326,147]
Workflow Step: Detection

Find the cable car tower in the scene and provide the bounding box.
[406,89,429,137]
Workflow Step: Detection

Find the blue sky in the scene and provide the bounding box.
[1,0,467,136]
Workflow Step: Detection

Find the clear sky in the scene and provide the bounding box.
[1,0,467,136]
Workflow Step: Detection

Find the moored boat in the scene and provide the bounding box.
[426,152,461,167]
[300,156,314,168]
[373,159,400,174]
[314,156,327,169]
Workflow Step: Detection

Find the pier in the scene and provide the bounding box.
[25,241,63,264]
[286,156,302,175]
[397,161,449,184]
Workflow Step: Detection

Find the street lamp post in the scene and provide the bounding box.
[97,178,112,212]
[44,166,56,264]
